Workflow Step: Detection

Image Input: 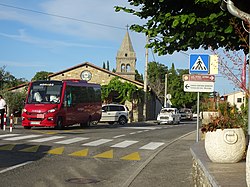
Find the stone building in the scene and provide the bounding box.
[48,31,162,121]
[7,31,162,121]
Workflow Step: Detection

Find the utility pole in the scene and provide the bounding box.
[143,35,149,121]
[164,74,168,108]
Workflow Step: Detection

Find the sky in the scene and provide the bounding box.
[0,0,246,95]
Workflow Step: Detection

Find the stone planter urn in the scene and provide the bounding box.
[205,128,246,163]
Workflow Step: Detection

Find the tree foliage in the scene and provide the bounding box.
[147,61,208,109]
[0,66,27,90]
[115,0,249,55]
[31,71,53,81]
[101,77,143,103]
[2,91,27,116]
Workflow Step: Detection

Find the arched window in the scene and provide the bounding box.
[121,64,125,72]
[126,64,131,72]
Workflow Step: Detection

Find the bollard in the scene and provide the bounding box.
[3,113,6,131]
[10,114,13,132]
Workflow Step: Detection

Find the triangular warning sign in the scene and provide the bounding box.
[191,56,207,71]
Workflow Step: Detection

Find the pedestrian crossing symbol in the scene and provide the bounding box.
[189,54,209,74]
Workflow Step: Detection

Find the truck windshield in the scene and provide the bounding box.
[27,82,62,104]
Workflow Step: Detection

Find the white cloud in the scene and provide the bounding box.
[0,29,113,49]
[0,0,143,41]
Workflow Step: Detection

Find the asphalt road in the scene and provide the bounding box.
[0,121,196,187]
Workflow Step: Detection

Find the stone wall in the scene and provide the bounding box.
[192,158,212,187]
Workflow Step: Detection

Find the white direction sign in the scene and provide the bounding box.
[184,81,214,92]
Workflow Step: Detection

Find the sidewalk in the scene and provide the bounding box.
[191,141,246,187]
[127,131,196,187]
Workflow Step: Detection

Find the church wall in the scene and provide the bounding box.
[50,65,117,86]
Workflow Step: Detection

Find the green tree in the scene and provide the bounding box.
[135,69,143,82]
[32,71,53,81]
[102,62,106,69]
[147,61,167,100]
[107,60,110,71]
[115,0,249,55]
[0,66,27,90]
[101,77,143,103]
[3,91,27,116]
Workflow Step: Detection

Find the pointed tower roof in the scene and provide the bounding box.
[119,31,135,52]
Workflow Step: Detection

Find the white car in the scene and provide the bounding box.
[157,107,181,125]
[100,104,129,125]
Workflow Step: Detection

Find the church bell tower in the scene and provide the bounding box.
[116,31,136,80]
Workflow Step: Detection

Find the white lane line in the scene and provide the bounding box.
[135,131,143,134]
[130,132,137,135]
[139,142,165,150]
[0,134,20,138]
[0,161,33,174]
[82,139,113,146]
[29,136,65,143]
[111,140,138,148]
[113,134,126,139]
[3,135,42,141]
[122,127,157,130]
[55,137,89,144]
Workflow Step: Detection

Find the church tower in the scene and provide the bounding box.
[116,31,136,80]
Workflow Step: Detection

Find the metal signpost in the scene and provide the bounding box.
[186,54,216,142]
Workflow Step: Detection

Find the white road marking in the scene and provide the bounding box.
[122,127,157,130]
[135,131,143,134]
[0,161,33,174]
[130,132,137,135]
[82,139,113,146]
[3,135,42,141]
[55,137,89,144]
[111,140,138,148]
[139,142,165,150]
[113,134,126,138]
[0,134,20,138]
[29,136,65,143]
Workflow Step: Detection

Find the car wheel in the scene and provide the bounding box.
[118,116,127,125]
[56,117,63,130]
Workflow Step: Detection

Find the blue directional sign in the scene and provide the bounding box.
[189,54,209,74]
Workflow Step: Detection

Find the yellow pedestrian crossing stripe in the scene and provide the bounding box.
[69,149,88,157]
[0,144,15,151]
[94,149,113,159]
[121,152,141,161]
[47,147,64,155]
[19,145,40,153]
[0,144,141,161]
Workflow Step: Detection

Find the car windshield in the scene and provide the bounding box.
[27,82,62,104]
[161,109,174,113]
